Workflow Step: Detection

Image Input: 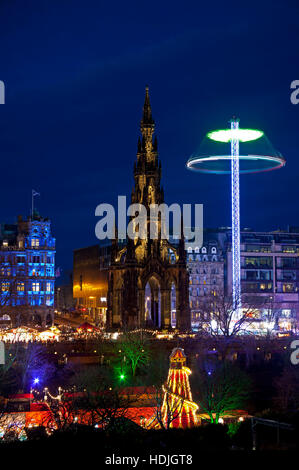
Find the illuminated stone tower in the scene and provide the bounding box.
[107,87,190,330]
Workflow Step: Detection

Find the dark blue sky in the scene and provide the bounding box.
[0,0,299,277]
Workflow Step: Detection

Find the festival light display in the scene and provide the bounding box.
[144,348,198,429]
[187,118,285,319]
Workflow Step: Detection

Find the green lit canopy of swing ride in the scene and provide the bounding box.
[207,128,264,143]
[186,127,286,174]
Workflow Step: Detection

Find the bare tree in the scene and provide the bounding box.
[144,385,185,430]
[198,293,258,338]
[274,366,299,411]
[13,343,55,391]
[0,344,19,395]
[71,367,133,429]
[41,392,78,433]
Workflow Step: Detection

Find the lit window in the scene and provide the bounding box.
[283,283,294,293]
[2,240,8,248]
[17,282,24,292]
[282,309,291,318]
[32,282,40,292]
[2,282,9,292]
[31,238,39,247]
[46,282,51,292]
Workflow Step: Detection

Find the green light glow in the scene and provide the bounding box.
[207,128,264,143]
[120,374,125,380]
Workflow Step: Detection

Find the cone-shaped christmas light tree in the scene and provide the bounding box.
[145,348,198,429]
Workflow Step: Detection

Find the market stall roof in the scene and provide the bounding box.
[77,322,100,331]
[8,393,34,400]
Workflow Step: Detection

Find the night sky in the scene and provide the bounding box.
[0,0,299,279]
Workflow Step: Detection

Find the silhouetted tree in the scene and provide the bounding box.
[119,332,150,377]
[196,363,250,424]
[13,343,55,391]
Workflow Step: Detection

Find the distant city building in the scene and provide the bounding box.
[55,276,76,313]
[72,227,299,334]
[73,244,111,326]
[186,240,224,328]
[220,228,299,334]
[0,213,56,327]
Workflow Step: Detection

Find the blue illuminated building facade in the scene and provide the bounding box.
[0,213,56,326]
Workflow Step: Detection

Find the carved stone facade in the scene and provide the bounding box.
[107,88,190,330]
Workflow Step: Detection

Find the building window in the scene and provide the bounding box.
[281,258,296,268]
[245,257,273,268]
[1,282,9,292]
[281,271,296,281]
[31,238,39,248]
[260,283,273,291]
[282,246,296,253]
[32,282,40,292]
[283,283,294,293]
[46,282,51,292]
[2,240,8,248]
[32,256,40,263]
[281,309,291,318]
[17,282,24,292]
